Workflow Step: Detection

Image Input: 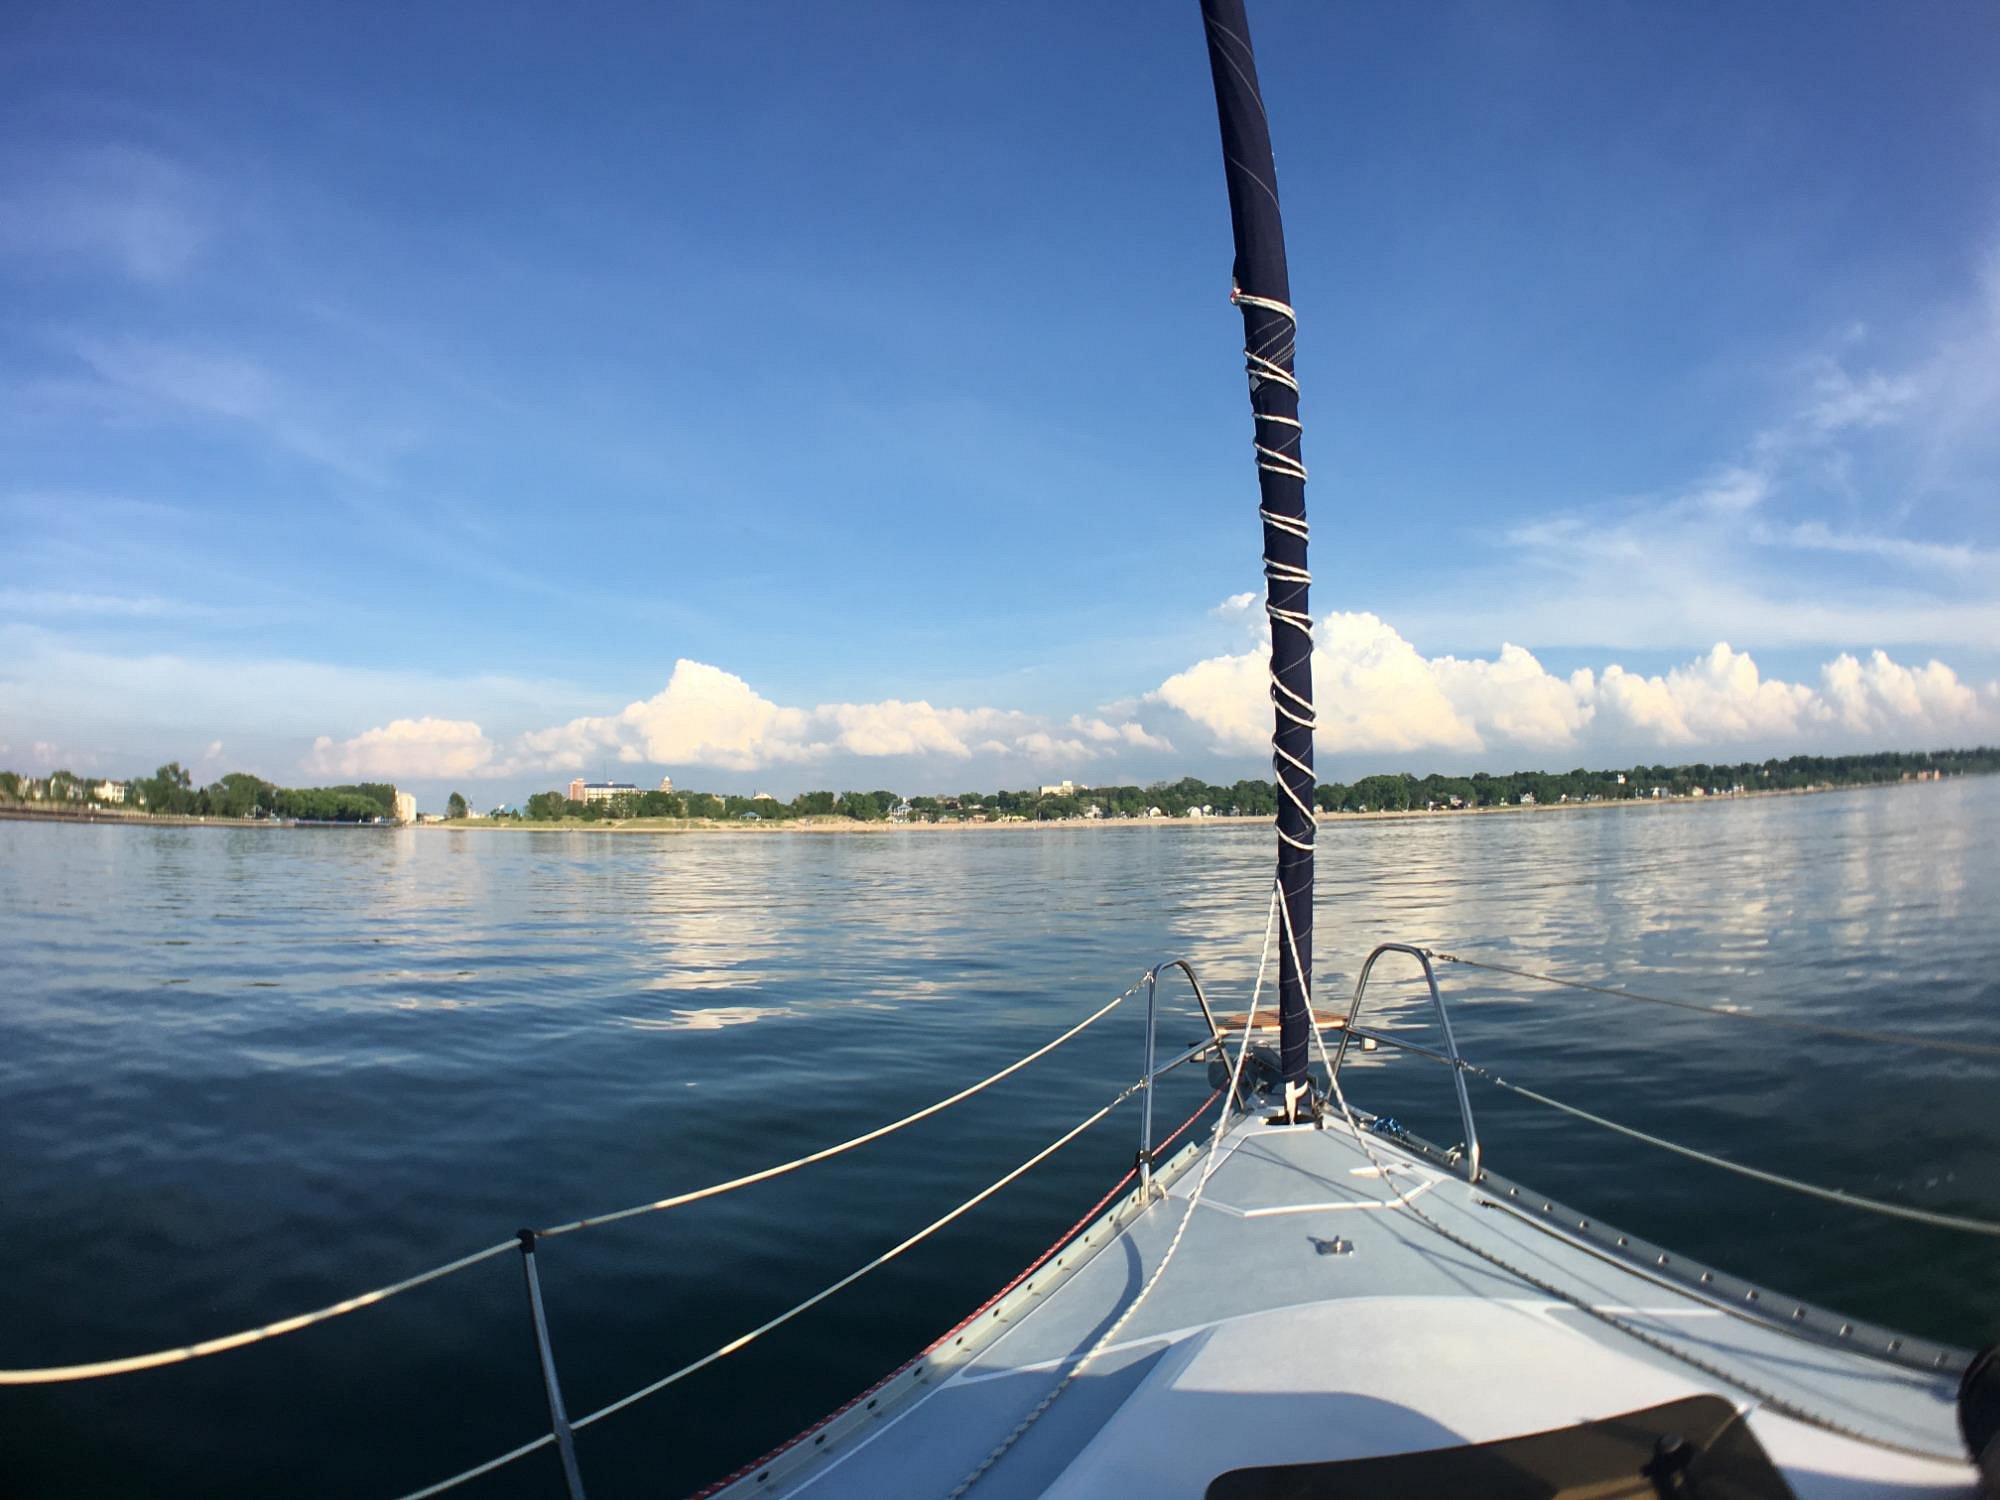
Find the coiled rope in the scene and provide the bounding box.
[0,983,1141,1388]
[1423,948,2000,1060]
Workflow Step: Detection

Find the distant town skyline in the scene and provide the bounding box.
[4,3,1997,804]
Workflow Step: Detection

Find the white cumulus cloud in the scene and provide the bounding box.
[1151,609,1993,761]
[306,717,497,779]
[312,660,1168,780]
[1820,649,1979,735]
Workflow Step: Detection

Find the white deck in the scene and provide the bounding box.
[717,1107,1977,1498]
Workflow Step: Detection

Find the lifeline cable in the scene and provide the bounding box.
[691,1087,1227,1499]
[397,1074,1159,1498]
[0,983,1139,1388]
[946,883,1282,1497]
[1424,948,2000,1060]
[1299,944,1968,1466]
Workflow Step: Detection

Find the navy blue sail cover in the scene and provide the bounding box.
[1201,0,1316,1097]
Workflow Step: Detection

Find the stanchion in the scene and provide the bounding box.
[517,1230,587,1500]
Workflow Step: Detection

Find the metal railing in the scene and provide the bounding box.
[1138,959,1227,1197]
[1329,942,1483,1183]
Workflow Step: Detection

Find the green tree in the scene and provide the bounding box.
[447,792,469,819]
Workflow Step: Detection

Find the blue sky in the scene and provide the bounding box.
[3,1,1997,805]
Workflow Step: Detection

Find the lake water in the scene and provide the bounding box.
[2,780,1996,1497]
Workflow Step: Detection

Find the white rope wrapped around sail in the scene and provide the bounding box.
[1233,287,1318,851]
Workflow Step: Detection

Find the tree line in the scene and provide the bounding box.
[492,748,1997,825]
[0,764,397,822]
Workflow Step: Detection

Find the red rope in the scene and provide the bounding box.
[690,1088,1225,1497]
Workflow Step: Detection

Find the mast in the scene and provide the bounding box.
[1199,0,1316,1120]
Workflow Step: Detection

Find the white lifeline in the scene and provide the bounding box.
[714,1105,1977,1499]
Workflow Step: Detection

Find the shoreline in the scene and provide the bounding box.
[431,778,1931,834]
[0,775,1967,837]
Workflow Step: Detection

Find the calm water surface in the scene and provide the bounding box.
[2,780,1996,1496]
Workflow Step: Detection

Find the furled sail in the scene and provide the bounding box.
[1200,0,1316,1117]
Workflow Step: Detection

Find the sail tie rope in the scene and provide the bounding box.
[1422,948,2000,1060]
[1231,285,1318,846]
[947,883,1282,1497]
[0,984,1140,1388]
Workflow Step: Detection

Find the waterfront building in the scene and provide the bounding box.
[1039,780,1078,797]
[571,781,640,804]
[92,780,127,804]
[393,791,417,824]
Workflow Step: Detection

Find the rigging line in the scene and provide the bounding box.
[0,986,1140,1389]
[1423,949,2000,1060]
[1305,1000,1965,1466]
[535,982,1140,1238]
[694,1090,1230,1500]
[1468,1070,2000,1238]
[0,1238,518,1388]
[949,884,1283,1498]
[395,1433,557,1500]
[567,1077,1153,1436]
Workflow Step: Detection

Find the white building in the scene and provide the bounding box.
[657,775,674,793]
[572,781,640,804]
[92,780,127,804]
[1039,780,1078,797]
[393,791,417,824]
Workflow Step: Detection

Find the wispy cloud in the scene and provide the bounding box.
[1392,260,2000,656]
[0,145,212,284]
[67,337,394,486]
[0,587,239,621]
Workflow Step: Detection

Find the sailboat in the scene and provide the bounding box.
[3,3,1993,1496]
[679,4,1995,1496]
